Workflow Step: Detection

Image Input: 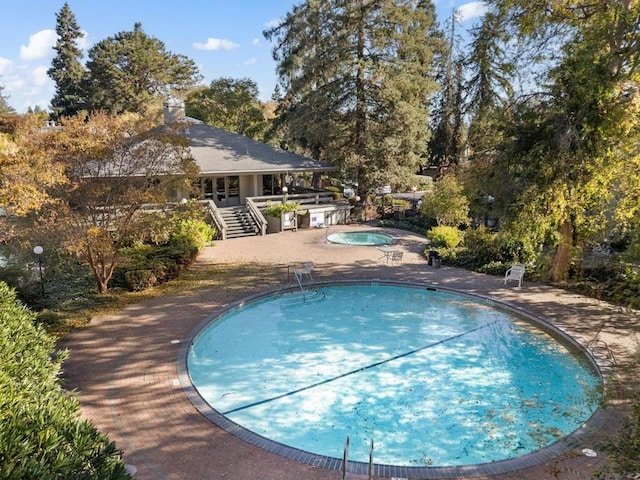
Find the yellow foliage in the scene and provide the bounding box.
[0,119,68,215]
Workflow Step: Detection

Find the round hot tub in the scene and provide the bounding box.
[326,231,394,246]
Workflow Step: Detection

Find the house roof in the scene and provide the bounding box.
[183,123,336,176]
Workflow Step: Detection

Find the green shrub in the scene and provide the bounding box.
[449,226,538,273]
[123,269,157,292]
[378,218,432,235]
[113,242,198,292]
[170,219,214,252]
[155,244,198,266]
[581,261,640,309]
[462,226,500,261]
[393,198,411,209]
[427,225,462,249]
[264,201,300,218]
[0,281,130,479]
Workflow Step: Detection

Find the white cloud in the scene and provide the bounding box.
[0,57,13,76]
[457,1,489,22]
[20,29,57,60]
[252,38,261,47]
[193,38,240,51]
[0,62,54,112]
[77,30,90,50]
[32,66,50,86]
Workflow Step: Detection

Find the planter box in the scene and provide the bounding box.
[266,213,297,233]
[266,215,281,234]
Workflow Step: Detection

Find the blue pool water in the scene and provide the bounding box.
[326,231,393,246]
[187,284,601,467]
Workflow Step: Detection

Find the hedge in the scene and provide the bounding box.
[0,282,130,479]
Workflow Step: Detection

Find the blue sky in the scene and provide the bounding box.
[0,0,488,113]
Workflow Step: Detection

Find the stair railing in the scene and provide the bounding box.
[200,199,228,240]
[246,197,267,236]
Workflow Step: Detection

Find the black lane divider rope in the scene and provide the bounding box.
[222,319,499,415]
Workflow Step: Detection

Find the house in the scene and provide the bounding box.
[164,102,336,206]
[163,102,348,238]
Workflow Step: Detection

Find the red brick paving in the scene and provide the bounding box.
[61,225,639,479]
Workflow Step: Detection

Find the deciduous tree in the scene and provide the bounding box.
[3,112,199,293]
[46,112,199,292]
[475,0,640,282]
[419,174,469,226]
[0,114,67,224]
[186,77,267,139]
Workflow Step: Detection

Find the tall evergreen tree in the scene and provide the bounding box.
[265,0,445,194]
[48,2,85,119]
[428,12,466,173]
[464,11,513,159]
[84,23,201,115]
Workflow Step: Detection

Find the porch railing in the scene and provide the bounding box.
[248,191,336,209]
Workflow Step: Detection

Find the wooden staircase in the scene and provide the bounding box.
[218,206,261,239]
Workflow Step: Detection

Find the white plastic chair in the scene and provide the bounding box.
[293,262,314,285]
[504,264,525,287]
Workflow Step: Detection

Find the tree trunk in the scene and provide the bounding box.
[549,220,573,283]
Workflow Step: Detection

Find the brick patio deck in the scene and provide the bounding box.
[60,225,639,480]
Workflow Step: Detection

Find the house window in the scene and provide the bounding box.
[216,178,226,202]
[263,175,274,195]
[228,176,239,199]
[263,174,282,195]
[203,178,214,198]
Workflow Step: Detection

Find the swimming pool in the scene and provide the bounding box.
[326,231,393,246]
[185,283,601,473]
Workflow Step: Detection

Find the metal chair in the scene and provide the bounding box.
[389,251,403,265]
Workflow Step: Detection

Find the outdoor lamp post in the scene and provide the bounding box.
[412,186,418,217]
[282,186,288,204]
[33,245,44,296]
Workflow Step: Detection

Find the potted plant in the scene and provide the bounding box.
[265,201,299,233]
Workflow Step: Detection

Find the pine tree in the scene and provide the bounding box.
[464,11,513,160]
[48,2,85,119]
[428,12,465,175]
[265,0,445,194]
[84,23,201,115]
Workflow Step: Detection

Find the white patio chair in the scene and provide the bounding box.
[293,262,314,285]
[504,263,525,287]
